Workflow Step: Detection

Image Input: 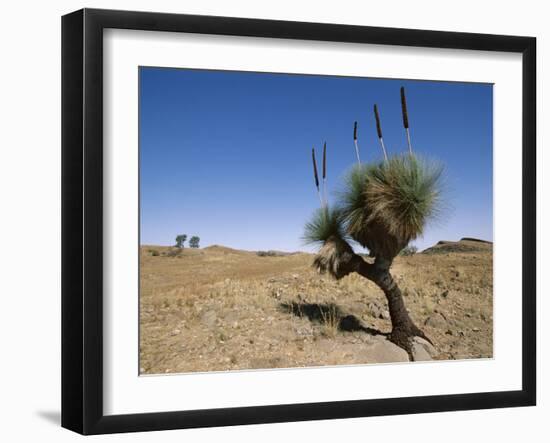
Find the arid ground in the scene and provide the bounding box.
[139,239,493,375]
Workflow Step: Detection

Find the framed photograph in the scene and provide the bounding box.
[62,8,536,435]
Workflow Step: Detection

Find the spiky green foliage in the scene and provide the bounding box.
[303,206,346,245]
[338,162,379,240]
[304,207,356,278]
[340,154,443,259]
[366,154,442,239]
[305,154,443,270]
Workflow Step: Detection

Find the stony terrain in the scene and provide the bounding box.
[139,239,493,375]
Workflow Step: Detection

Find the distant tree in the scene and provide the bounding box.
[189,236,200,248]
[175,234,187,249]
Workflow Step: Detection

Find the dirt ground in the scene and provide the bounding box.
[139,240,493,374]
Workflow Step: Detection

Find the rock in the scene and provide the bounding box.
[171,329,181,336]
[367,301,390,320]
[201,310,217,328]
[424,312,447,329]
[250,357,282,369]
[296,325,313,337]
[411,337,437,362]
[359,336,410,363]
[346,301,366,314]
[317,339,337,353]
[411,344,431,361]
[223,310,240,324]
[367,301,380,317]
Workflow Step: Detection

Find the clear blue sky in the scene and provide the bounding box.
[139,67,493,252]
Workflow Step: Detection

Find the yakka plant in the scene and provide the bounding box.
[304,87,444,356]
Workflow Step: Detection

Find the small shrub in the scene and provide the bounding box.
[257,250,277,257]
[400,245,418,256]
[149,249,160,256]
[165,248,182,257]
[320,305,340,338]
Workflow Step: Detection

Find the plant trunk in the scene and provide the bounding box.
[376,260,431,354]
[350,256,431,357]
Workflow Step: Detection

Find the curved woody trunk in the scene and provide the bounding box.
[323,250,430,357]
[367,258,431,353]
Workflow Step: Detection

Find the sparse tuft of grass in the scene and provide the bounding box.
[165,248,182,258]
[400,245,418,256]
[320,305,340,338]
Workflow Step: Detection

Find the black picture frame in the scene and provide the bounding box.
[62,8,536,435]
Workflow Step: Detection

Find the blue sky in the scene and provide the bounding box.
[139,67,493,252]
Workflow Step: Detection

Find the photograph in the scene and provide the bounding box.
[138,67,494,375]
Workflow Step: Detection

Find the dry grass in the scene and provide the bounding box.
[140,242,493,374]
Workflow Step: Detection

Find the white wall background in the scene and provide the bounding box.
[0,1,546,441]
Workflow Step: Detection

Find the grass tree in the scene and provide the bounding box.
[175,234,187,249]
[304,87,444,356]
[189,236,200,248]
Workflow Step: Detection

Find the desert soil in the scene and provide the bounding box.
[139,240,493,375]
